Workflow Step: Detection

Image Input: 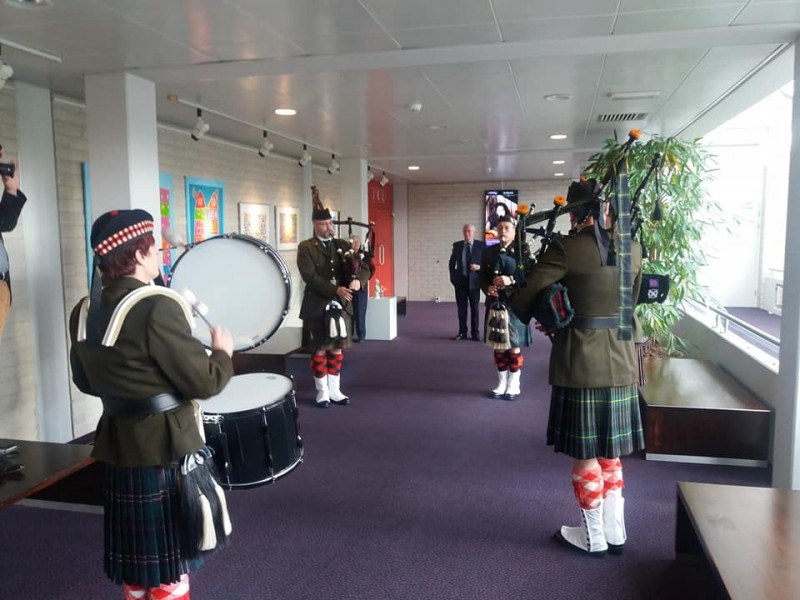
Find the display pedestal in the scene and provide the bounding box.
[365,296,397,340]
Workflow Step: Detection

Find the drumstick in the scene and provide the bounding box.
[180,288,214,329]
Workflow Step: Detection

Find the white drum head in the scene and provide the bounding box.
[202,373,294,414]
[169,234,291,351]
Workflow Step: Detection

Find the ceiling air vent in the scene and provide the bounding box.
[597,113,648,123]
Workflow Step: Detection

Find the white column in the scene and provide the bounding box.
[773,38,800,489]
[393,183,409,297]
[84,73,161,240]
[339,158,368,226]
[16,82,73,442]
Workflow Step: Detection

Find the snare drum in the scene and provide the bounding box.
[202,373,303,489]
[168,233,291,351]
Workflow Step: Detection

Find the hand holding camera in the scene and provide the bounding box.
[0,144,19,195]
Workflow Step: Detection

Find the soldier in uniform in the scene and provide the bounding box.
[479,214,533,400]
[68,209,234,600]
[297,187,370,407]
[508,179,643,557]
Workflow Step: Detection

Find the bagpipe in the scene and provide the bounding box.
[332,216,377,283]
[513,129,669,332]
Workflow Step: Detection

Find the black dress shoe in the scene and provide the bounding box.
[471,335,480,342]
[316,400,330,409]
[454,334,465,340]
[330,397,350,406]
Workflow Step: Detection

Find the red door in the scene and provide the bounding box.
[368,181,394,296]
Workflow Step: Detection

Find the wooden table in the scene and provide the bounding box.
[676,482,800,600]
[0,438,96,509]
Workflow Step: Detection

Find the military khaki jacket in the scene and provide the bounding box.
[297,237,369,320]
[509,228,642,388]
[69,278,233,467]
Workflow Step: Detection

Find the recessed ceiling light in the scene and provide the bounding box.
[552,160,565,165]
[408,165,420,171]
[550,134,568,140]
[554,172,564,177]
[486,167,493,173]
[543,93,571,102]
[428,124,447,130]
[274,108,296,116]
[5,0,53,8]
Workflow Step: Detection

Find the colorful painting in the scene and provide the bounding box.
[276,205,299,251]
[239,203,271,244]
[186,176,224,244]
[159,173,175,280]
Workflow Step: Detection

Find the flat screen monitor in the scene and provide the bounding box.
[484,189,519,246]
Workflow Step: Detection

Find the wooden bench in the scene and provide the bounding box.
[676,482,800,600]
[639,358,770,466]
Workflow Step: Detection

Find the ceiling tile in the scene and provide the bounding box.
[613,6,744,33]
[361,0,497,29]
[500,15,615,41]
[390,23,502,49]
[492,0,620,21]
[734,1,800,24]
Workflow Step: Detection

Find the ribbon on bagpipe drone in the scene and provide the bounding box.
[519,129,645,336]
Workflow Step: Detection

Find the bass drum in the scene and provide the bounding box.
[201,373,303,489]
[168,233,291,351]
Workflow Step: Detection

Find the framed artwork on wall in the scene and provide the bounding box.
[276,205,299,251]
[185,176,224,244]
[238,203,272,244]
[159,173,176,280]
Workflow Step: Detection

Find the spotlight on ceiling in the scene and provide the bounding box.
[258,131,274,157]
[367,167,375,182]
[190,109,209,141]
[327,154,340,175]
[298,144,312,167]
[379,171,389,187]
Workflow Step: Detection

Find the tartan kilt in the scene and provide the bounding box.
[104,464,188,588]
[546,384,644,459]
[302,316,353,352]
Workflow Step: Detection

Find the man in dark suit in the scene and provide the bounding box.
[448,223,485,341]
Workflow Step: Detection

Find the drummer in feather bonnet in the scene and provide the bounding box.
[297,186,370,407]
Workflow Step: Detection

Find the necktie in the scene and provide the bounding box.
[464,243,472,276]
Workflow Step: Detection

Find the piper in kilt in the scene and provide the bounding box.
[508,179,644,557]
[68,209,235,598]
[479,214,533,400]
[297,187,370,407]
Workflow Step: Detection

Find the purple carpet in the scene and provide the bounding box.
[0,302,768,599]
